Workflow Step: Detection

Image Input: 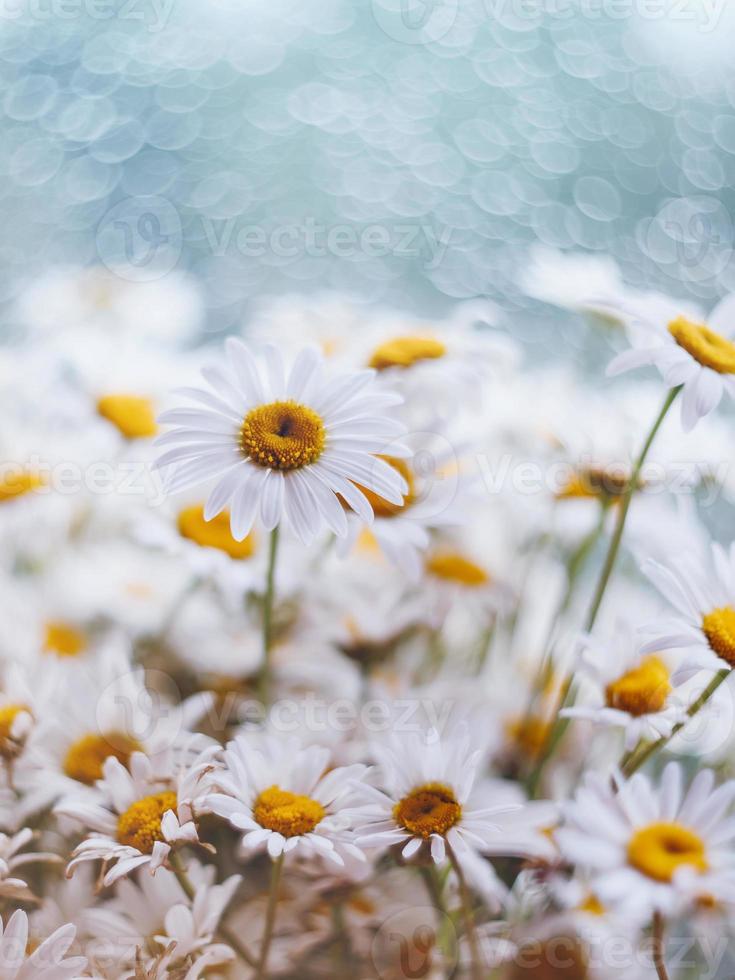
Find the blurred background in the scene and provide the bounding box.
[2,0,735,351]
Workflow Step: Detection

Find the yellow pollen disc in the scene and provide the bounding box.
[628,821,707,883]
[426,552,489,587]
[605,656,671,716]
[240,400,325,471]
[0,469,45,503]
[668,316,735,374]
[117,791,178,854]
[578,894,605,916]
[63,732,143,785]
[393,782,461,839]
[506,715,552,760]
[0,704,31,757]
[368,336,446,371]
[253,785,326,837]
[177,504,256,559]
[556,467,630,501]
[702,606,735,667]
[344,455,415,518]
[43,620,87,658]
[97,394,158,439]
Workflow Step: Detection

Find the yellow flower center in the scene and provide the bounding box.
[97,394,158,439]
[253,785,326,837]
[368,336,446,371]
[556,467,630,501]
[628,821,708,882]
[393,782,462,838]
[426,552,489,587]
[240,400,325,471]
[117,791,178,853]
[668,316,735,374]
[344,456,415,518]
[63,732,143,785]
[43,620,87,658]
[702,606,735,666]
[177,504,256,559]
[604,656,671,716]
[0,469,45,503]
[578,894,605,916]
[0,704,31,758]
[506,715,552,760]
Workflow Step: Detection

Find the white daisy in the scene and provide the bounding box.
[0,909,86,980]
[155,341,408,545]
[350,726,523,865]
[201,734,368,866]
[607,290,735,431]
[56,743,218,887]
[0,828,61,902]
[556,762,735,916]
[561,623,690,750]
[639,541,735,675]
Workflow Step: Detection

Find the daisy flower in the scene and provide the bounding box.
[556,762,735,916]
[607,290,735,431]
[561,623,690,750]
[639,541,735,675]
[155,340,408,545]
[0,828,61,902]
[56,743,218,887]
[0,909,86,980]
[350,727,523,865]
[201,735,368,865]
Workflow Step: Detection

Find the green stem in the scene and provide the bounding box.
[254,853,284,980]
[257,526,280,706]
[652,912,670,980]
[585,386,680,633]
[168,850,195,900]
[447,846,483,980]
[621,669,730,779]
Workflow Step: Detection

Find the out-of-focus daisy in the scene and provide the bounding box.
[0,828,61,902]
[56,744,217,886]
[607,290,735,431]
[202,735,368,865]
[350,727,523,865]
[639,542,735,675]
[0,909,86,980]
[155,341,408,545]
[557,763,735,915]
[421,534,515,627]
[561,624,690,750]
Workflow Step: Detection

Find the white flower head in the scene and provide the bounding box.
[607,291,735,431]
[0,909,85,980]
[155,341,409,545]
[557,763,735,916]
[562,623,690,750]
[201,734,368,866]
[350,726,523,865]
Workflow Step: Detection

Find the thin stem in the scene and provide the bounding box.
[168,850,195,900]
[254,853,284,980]
[652,912,670,980]
[447,846,483,980]
[622,669,730,778]
[585,386,680,632]
[257,526,280,706]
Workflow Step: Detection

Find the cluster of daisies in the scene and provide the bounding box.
[1,258,735,979]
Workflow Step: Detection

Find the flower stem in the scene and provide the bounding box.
[584,385,681,632]
[168,850,195,900]
[447,846,483,980]
[621,668,730,778]
[257,525,280,706]
[652,912,670,980]
[255,853,284,980]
